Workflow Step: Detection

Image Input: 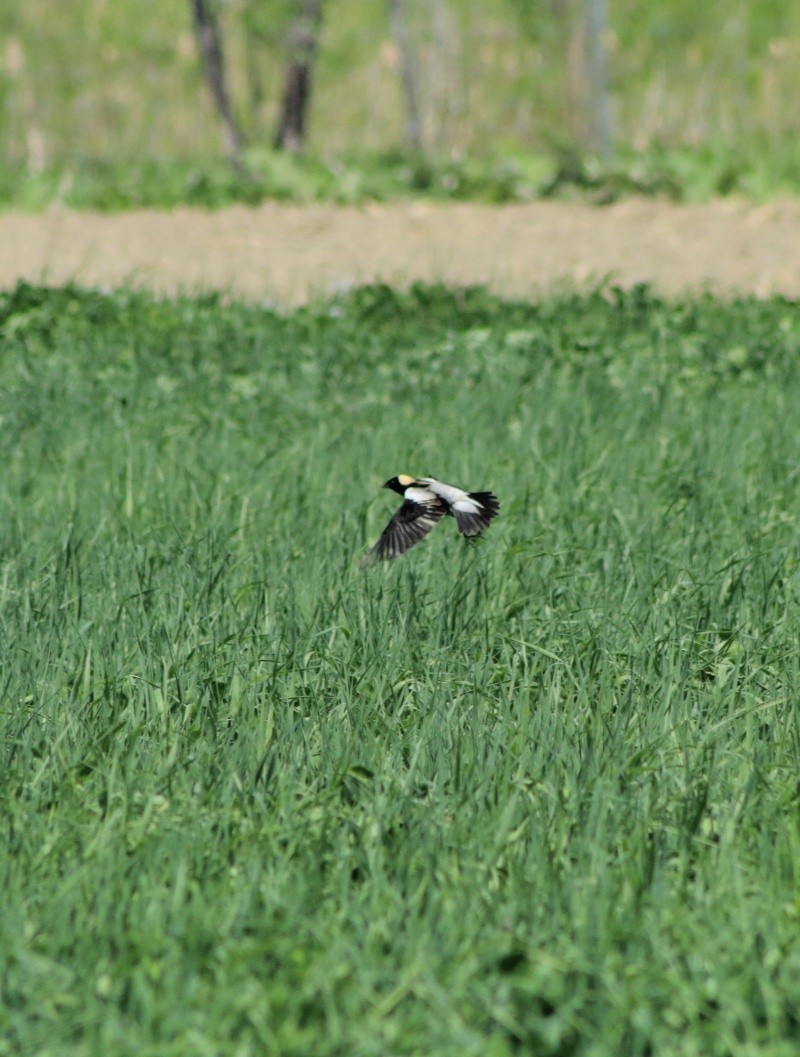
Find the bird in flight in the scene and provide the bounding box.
[366,475,500,561]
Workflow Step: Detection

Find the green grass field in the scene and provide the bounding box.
[1,281,799,1056]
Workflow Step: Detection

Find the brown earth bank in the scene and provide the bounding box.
[2,198,799,305]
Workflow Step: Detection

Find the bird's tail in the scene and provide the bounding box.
[453,491,500,537]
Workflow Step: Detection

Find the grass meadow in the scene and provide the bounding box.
[1,281,799,1056]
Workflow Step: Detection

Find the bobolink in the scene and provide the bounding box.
[366,475,500,561]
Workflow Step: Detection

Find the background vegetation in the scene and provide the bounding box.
[1,281,799,1054]
[3,0,800,207]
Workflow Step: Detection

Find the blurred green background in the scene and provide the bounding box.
[2,0,800,205]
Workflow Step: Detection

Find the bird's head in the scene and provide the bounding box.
[383,474,415,495]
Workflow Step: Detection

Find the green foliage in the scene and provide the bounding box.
[2,142,800,210]
[4,0,800,195]
[2,281,800,1055]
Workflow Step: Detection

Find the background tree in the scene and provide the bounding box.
[586,0,613,158]
[274,0,323,152]
[190,0,246,172]
[388,0,422,152]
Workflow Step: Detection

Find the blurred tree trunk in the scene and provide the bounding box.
[586,0,613,158]
[191,0,246,172]
[388,0,423,152]
[274,0,323,152]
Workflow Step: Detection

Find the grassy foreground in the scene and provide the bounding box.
[1,281,799,1056]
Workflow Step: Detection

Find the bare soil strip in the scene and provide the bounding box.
[3,198,799,304]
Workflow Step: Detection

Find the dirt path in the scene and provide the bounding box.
[2,198,799,304]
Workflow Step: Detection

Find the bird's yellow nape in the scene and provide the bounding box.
[397,474,415,486]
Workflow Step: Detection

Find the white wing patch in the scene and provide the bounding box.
[421,478,469,506]
[452,495,482,514]
[405,486,438,505]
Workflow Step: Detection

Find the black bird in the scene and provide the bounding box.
[366,474,500,561]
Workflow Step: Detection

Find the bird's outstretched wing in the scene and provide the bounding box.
[366,491,447,561]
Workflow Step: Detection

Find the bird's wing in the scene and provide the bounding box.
[367,490,447,561]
